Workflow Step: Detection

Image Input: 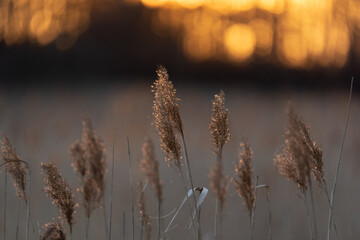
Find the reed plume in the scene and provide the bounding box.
[152,66,182,168]
[81,116,106,201]
[1,135,27,200]
[70,116,107,239]
[137,181,152,240]
[152,66,200,239]
[41,223,67,240]
[232,140,254,216]
[209,90,229,240]
[41,162,76,234]
[232,140,256,240]
[140,138,163,239]
[274,103,324,240]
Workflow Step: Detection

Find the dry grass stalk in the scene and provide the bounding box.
[41,162,76,234]
[137,181,152,240]
[152,66,200,239]
[41,223,67,240]
[1,135,27,200]
[69,116,107,238]
[274,103,317,192]
[232,140,254,216]
[210,90,230,156]
[81,116,106,201]
[209,90,230,210]
[152,66,182,168]
[274,103,324,240]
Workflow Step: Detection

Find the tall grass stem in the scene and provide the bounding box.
[328,77,353,240]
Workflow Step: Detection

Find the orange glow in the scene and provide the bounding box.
[224,24,256,61]
[0,0,357,68]
[140,0,356,68]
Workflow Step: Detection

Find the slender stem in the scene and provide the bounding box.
[102,195,108,239]
[26,170,31,240]
[158,200,161,240]
[322,180,338,240]
[214,198,218,240]
[3,171,7,240]
[250,177,258,240]
[85,216,90,240]
[127,137,135,240]
[16,198,21,240]
[140,220,144,240]
[108,142,115,240]
[180,130,201,240]
[328,77,353,240]
[122,212,126,240]
[178,168,197,239]
[304,191,314,240]
[265,187,272,240]
[308,179,317,240]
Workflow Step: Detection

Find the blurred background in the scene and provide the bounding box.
[0,0,360,239]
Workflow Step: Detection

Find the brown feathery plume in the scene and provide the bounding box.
[41,162,76,234]
[232,140,254,216]
[69,141,87,180]
[152,66,182,168]
[152,65,183,132]
[137,181,152,240]
[274,103,323,191]
[41,223,67,240]
[140,138,163,203]
[81,116,106,201]
[152,66,200,239]
[1,135,27,200]
[210,90,230,155]
[209,90,230,210]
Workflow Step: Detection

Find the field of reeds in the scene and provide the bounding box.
[0,70,359,240]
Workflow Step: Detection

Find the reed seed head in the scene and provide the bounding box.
[152,66,182,168]
[232,139,254,216]
[1,135,27,200]
[81,116,106,202]
[137,181,152,240]
[82,177,100,218]
[210,90,230,155]
[41,223,67,240]
[274,103,324,191]
[41,162,76,233]
[140,137,163,203]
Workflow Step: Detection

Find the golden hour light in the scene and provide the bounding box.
[0,0,358,69]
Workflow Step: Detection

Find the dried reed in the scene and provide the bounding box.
[41,223,67,240]
[274,103,325,240]
[152,66,200,239]
[1,136,27,200]
[1,135,32,240]
[209,90,229,240]
[140,138,163,239]
[137,181,152,240]
[232,139,255,240]
[70,116,107,239]
[41,162,76,235]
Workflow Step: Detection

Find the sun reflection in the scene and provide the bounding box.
[0,0,358,68]
[140,0,357,68]
[0,0,93,49]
